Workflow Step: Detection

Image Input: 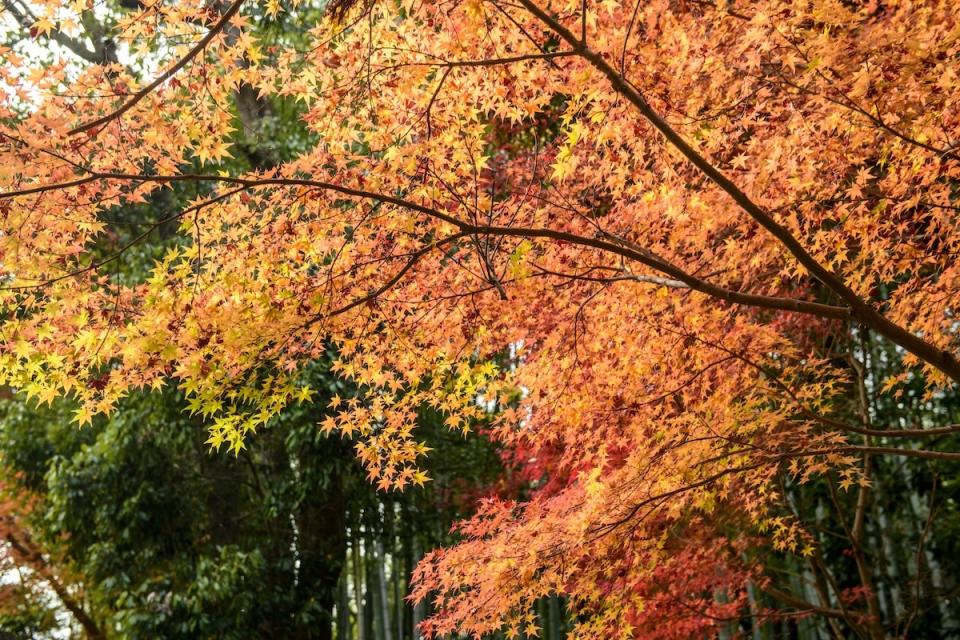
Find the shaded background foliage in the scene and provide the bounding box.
[0,364,506,639]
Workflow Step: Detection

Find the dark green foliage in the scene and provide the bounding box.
[0,355,504,639]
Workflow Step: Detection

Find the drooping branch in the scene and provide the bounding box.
[1,170,850,321]
[515,0,960,383]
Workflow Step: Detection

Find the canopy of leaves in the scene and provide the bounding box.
[2,0,960,637]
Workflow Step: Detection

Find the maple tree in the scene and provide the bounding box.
[2,0,960,636]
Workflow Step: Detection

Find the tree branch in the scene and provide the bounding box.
[68,0,247,136]
[4,527,104,639]
[2,0,109,64]
[1,170,851,321]
[514,0,960,382]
